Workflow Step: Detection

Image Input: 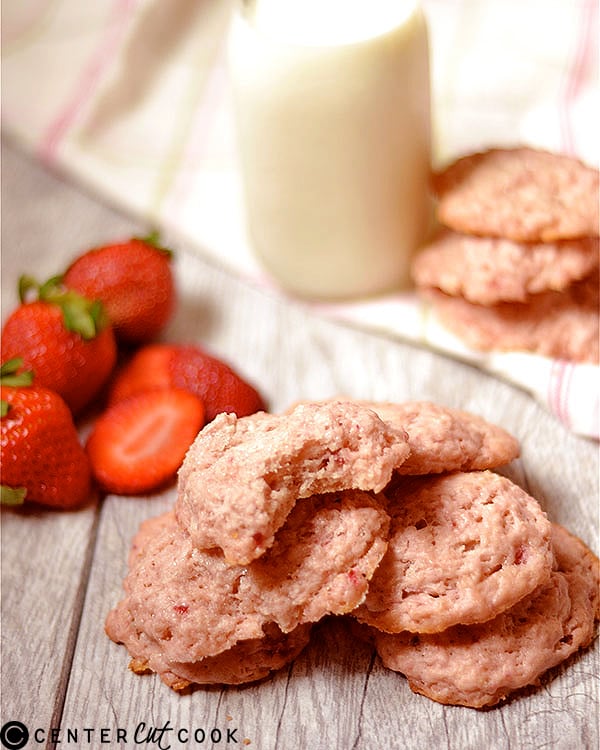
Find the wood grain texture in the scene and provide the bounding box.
[1,140,598,750]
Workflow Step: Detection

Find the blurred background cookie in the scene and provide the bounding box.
[412,230,599,305]
[423,273,599,363]
[431,147,599,242]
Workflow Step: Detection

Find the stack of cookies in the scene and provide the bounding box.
[411,147,600,363]
[105,400,599,708]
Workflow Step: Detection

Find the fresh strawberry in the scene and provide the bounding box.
[108,343,266,421]
[1,359,92,509]
[107,344,177,405]
[1,276,117,415]
[169,345,266,422]
[86,389,205,495]
[63,233,175,343]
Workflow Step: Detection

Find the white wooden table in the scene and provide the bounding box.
[1,139,598,750]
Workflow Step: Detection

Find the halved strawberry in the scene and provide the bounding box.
[86,389,205,495]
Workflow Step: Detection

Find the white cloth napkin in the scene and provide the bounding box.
[2,0,598,438]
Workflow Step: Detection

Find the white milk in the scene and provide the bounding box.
[228,0,432,299]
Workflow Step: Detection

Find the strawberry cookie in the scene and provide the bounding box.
[106,490,389,680]
[353,471,553,633]
[424,273,599,364]
[372,524,599,707]
[412,230,599,305]
[175,401,409,564]
[350,400,519,475]
[109,599,312,691]
[431,147,599,242]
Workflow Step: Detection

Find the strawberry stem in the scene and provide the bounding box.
[17,275,109,340]
[19,275,42,303]
[136,230,173,259]
[0,358,34,387]
[1,485,27,505]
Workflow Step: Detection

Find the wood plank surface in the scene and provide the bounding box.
[1,139,598,750]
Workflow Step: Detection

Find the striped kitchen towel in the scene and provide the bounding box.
[2,0,598,438]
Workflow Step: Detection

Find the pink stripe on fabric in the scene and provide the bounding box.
[559,0,598,155]
[548,360,564,425]
[161,41,230,222]
[558,361,574,430]
[38,0,136,164]
[3,0,55,46]
[548,360,573,429]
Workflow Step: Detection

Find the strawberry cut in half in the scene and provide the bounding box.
[86,389,205,495]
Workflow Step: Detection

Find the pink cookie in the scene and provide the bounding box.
[355,400,519,475]
[432,147,600,242]
[175,401,408,564]
[424,273,599,363]
[412,229,599,304]
[110,606,312,691]
[107,490,389,666]
[353,471,553,633]
[372,524,600,707]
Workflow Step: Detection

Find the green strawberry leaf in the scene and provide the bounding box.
[18,275,41,303]
[17,275,109,340]
[1,358,23,376]
[136,230,174,259]
[1,485,27,505]
[39,275,66,301]
[0,358,34,387]
[61,292,99,339]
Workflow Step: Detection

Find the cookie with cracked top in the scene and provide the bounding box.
[175,401,408,564]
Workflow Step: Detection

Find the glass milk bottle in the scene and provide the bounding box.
[228,0,432,299]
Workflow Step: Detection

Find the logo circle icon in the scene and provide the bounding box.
[0,722,29,750]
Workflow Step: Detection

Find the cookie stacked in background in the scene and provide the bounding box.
[105,399,599,708]
[412,148,600,363]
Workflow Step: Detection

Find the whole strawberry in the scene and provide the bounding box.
[170,345,266,422]
[1,359,92,509]
[63,233,175,343]
[108,343,266,422]
[1,276,117,415]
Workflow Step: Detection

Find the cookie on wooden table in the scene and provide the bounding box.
[353,471,553,634]
[424,272,599,363]
[372,523,600,708]
[412,229,599,304]
[107,491,389,667]
[113,606,312,691]
[175,401,409,564]
[106,512,266,662]
[354,400,519,475]
[431,147,599,242]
